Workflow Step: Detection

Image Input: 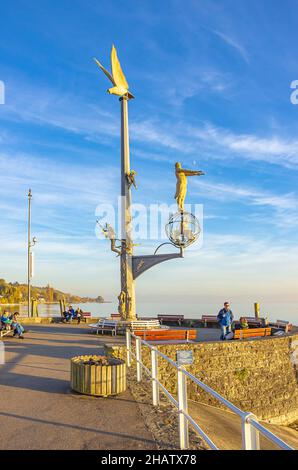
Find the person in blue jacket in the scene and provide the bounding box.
[217,302,234,340]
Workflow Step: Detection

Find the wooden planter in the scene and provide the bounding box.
[70,355,126,397]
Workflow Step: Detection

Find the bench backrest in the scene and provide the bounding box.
[101,319,118,326]
[234,327,271,340]
[130,320,161,331]
[245,317,264,323]
[201,315,218,322]
[135,329,196,341]
[157,314,184,320]
[276,320,292,332]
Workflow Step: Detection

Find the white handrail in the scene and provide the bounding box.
[126,330,294,451]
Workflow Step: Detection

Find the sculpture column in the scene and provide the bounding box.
[120,96,136,321]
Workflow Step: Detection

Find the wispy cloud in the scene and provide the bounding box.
[3,79,298,171]
[212,29,249,64]
[193,179,298,229]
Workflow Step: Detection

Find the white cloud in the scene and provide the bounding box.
[212,29,249,64]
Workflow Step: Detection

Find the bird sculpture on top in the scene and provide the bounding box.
[94,45,134,99]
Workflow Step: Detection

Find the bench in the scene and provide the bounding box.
[129,320,162,331]
[276,320,292,333]
[201,315,218,327]
[111,313,121,320]
[234,327,271,340]
[81,312,91,322]
[0,325,14,338]
[157,315,184,326]
[134,329,197,342]
[89,319,124,336]
[245,317,266,327]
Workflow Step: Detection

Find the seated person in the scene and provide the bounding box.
[10,312,25,339]
[62,309,71,322]
[1,311,12,329]
[239,316,249,329]
[69,306,75,320]
[63,306,75,322]
[74,308,83,324]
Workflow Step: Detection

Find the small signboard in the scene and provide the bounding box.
[176,350,193,366]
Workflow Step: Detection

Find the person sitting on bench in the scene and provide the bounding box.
[74,308,83,324]
[63,306,74,322]
[10,312,25,339]
[1,311,12,329]
[239,317,248,329]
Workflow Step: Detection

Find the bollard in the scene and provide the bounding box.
[177,367,189,449]
[242,413,260,450]
[126,330,132,367]
[135,336,142,382]
[59,299,64,317]
[151,348,159,406]
[254,302,260,319]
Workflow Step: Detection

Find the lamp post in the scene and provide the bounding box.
[27,189,37,317]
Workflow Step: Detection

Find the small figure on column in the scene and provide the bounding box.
[118,290,126,318]
[99,223,122,257]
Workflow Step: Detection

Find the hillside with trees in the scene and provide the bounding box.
[0,279,104,304]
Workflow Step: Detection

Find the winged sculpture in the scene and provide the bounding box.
[94,45,134,99]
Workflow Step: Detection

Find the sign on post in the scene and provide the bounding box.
[29,251,35,278]
[176,350,193,367]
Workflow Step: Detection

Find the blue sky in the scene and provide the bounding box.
[0,0,298,307]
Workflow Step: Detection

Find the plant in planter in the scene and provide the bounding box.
[70,354,126,397]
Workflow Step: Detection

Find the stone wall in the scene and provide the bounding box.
[107,333,298,425]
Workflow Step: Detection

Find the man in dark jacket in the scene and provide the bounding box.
[217,302,234,340]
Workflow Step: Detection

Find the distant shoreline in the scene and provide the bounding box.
[0,301,111,306]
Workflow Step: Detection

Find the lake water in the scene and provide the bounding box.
[2,301,297,325]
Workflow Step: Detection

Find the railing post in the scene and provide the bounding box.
[135,336,142,382]
[126,329,132,367]
[151,348,159,406]
[177,367,189,450]
[242,413,260,450]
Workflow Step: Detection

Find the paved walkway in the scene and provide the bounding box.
[0,324,156,450]
[188,401,298,450]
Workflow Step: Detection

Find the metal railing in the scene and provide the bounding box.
[126,330,294,451]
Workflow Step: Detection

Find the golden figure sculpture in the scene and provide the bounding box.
[94,45,134,99]
[174,162,205,211]
[126,170,137,189]
[118,290,126,317]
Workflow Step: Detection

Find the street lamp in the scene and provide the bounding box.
[27,189,37,317]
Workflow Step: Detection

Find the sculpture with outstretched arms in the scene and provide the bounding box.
[175,162,205,211]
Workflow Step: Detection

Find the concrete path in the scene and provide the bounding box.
[0,324,156,450]
[188,401,298,450]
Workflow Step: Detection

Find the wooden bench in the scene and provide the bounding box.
[81,312,91,322]
[111,313,121,320]
[129,320,162,331]
[157,315,184,326]
[201,315,218,327]
[134,329,197,342]
[245,317,266,327]
[234,327,271,340]
[0,325,14,338]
